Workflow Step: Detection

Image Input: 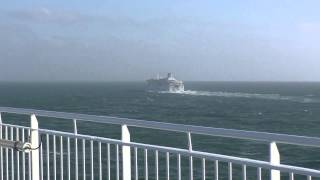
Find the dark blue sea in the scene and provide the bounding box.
[1,82,320,179]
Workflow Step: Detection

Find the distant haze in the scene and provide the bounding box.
[0,1,320,82]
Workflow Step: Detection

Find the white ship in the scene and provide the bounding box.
[146,73,184,92]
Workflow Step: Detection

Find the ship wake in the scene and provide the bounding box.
[160,90,320,103]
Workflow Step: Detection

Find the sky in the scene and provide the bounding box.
[0,0,320,81]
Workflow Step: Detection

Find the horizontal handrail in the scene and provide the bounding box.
[1,106,320,147]
[2,122,320,177]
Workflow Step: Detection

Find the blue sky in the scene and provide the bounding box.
[0,0,320,81]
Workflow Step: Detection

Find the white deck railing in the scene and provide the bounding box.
[0,106,320,180]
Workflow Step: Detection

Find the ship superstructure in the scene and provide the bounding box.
[146,73,184,92]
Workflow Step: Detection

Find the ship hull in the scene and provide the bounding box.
[146,79,184,92]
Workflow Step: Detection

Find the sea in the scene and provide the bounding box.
[0,82,320,179]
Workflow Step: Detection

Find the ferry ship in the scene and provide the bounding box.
[146,73,184,92]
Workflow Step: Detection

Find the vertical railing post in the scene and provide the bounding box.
[31,114,40,180]
[122,124,131,180]
[188,132,193,180]
[74,119,79,180]
[0,112,3,180]
[270,142,280,180]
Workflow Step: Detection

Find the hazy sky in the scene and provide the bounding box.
[0,0,320,81]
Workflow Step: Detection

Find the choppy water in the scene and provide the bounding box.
[1,82,320,179]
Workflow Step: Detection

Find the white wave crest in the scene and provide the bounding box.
[159,90,319,103]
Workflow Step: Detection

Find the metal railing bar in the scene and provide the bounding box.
[98,142,102,180]
[60,136,63,180]
[2,109,320,178]
[177,154,181,180]
[144,149,148,180]
[202,158,205,180]
[0,122,3,180]
[67,137,70,180]
[40,132,43,180]
[116,144,119,180]
[34,127,320,177]
[290,173,294,180]
[90,140,94,180]
[107,143,110,180]
[134,147,138,180]
[215,160,218,180]
[2,107,320,147]
[155,150,158,180]
[74,119,78,180]
[257,167,262,180]
[0,123,30,129]
[188,132,193,180]
[189,157,193,180]
[82,139,86,180]
[242,165,247,180]
[46,134,49,180]
[22,128,26,180]
[74,138,78,180]
[0,112,2,180]
[10,127,14,180]
[53,135,56,180]
[28,129,31,180]
[166,152,170,180]
[5,126,8,180]
[228,162,232,180]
